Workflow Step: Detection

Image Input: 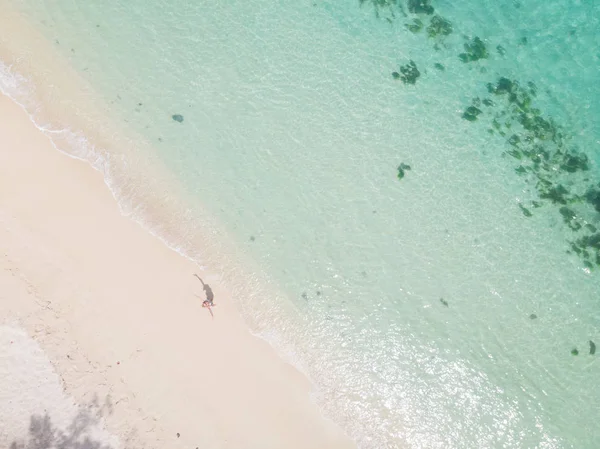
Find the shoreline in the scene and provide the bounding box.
[0,0,305,346]
[0,90,354,448]
[0,3,355,446]
[2,1,599,447]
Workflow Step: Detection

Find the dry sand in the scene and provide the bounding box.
[0,89,354,448]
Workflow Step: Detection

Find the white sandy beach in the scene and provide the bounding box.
[0,65,354,449]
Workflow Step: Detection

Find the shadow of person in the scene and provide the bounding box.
[193,273,214,304]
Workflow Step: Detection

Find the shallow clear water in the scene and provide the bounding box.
[3,0,600,447]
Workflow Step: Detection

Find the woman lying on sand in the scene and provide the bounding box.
[194,273,215,316]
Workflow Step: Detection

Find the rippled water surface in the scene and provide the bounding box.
[4,0,600,447]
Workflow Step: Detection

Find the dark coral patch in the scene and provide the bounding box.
[407,0,434,15]
[463,74,598,267]
[462,106,482,121]
[560,152,589,173]
[398,60,421,84]
[359,0,402,20]
[487,77,515,95]
[539,185,570,205]
[397,163,412,180]
[584,186,600,213]
[406,18,424,33]
[519,204,532,217]
[559,207,581,231]
[459,37,488,63]
[427,15,453,39]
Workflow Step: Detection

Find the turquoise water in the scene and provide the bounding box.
[2,0,600,447]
